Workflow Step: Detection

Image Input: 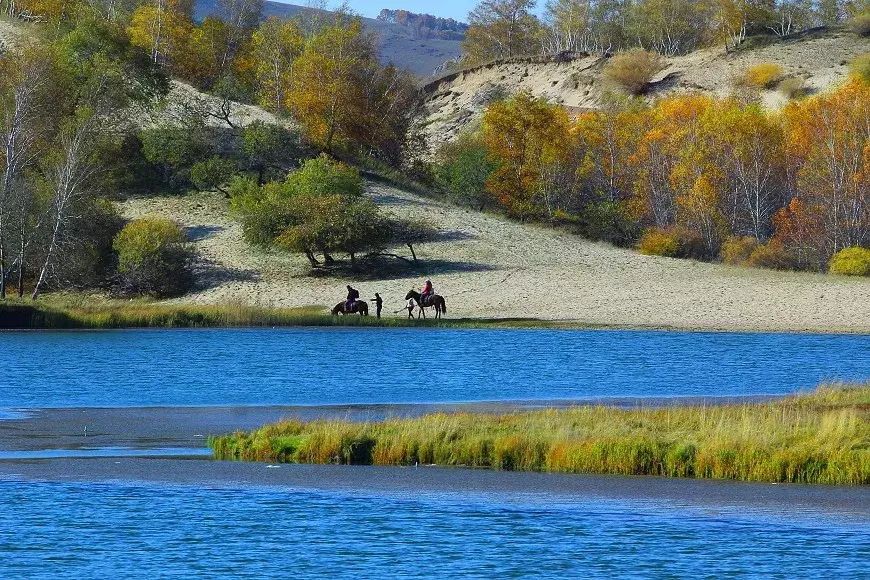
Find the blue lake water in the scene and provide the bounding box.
[1,328,870,408]
[0,476,868,578]
[2,327,870,576]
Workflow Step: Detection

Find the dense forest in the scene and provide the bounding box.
[435,67,869,271]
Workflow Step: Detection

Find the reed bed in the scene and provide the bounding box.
[210,384,870,485]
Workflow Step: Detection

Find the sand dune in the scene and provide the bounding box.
[120,183,870,332]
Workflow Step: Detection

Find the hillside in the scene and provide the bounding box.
[420,27,869,151]
[193,0,463,77]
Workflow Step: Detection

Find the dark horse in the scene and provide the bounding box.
[332,300,369,316]
[405,290,447,319]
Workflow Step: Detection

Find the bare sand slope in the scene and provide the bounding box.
[421,29,869,149]
[120,183,870,332]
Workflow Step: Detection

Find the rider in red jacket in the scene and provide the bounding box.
[421,279,434,304]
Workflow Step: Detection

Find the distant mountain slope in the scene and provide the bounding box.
[193,0,463,78]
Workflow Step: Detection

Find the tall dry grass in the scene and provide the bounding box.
[210,384,870,485]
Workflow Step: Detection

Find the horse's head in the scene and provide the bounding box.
[404,290,415,300]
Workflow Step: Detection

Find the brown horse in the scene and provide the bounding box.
[332,300,369,316]
[405,290,447,319]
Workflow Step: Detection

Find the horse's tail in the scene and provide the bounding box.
[441,297,447,314]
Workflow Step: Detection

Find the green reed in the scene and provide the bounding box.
[209,384,870,485]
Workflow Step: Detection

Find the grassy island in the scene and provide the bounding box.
[210,384,870,485]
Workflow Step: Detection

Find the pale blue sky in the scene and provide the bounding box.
[273,0,481,23]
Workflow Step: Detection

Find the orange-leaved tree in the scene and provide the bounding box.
[783,77,870,260]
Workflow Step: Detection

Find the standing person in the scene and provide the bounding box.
[372,293,383,319]
[345,285,359,313]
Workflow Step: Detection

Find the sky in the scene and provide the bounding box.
[272,0,479,23]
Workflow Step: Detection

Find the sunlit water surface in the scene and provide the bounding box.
[2,328,869,408]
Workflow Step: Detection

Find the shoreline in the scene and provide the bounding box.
[0,396,784,452]
[4,299,870,334]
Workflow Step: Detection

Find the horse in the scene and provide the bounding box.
[405,290,447,319]
[331,300,369,316]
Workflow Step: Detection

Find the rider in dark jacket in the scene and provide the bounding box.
[346,285,360,312]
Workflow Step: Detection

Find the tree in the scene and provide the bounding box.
[462,0,540,64]
[252,16,303,115]
[288,16,373,153]
[542,0,593,53]
[127,0,194,67]
[436,131,498,210]
[216,0,264,73]
[701,100,786,240]
[628,0,718,56]
[482,91,573,219]
[0,43,55,299]
[781,78,870,260]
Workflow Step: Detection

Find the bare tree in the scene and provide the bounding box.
[31,114,100,300]
[0,47,52,299]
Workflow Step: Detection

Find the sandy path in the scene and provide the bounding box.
[119,183,870,332]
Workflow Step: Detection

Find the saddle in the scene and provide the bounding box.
[420,294,434,307]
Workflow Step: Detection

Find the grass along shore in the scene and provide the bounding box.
[210,384,870,485]
[0,294,593,330]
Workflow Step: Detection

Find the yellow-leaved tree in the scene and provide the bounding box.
[252,16,303,115]
[482,90,573,219]
[781,77,870,259]
[127,0,194,67]
[288,16,373,153]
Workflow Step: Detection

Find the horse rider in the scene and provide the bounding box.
[345,285,360,313]
[421,279,434,306]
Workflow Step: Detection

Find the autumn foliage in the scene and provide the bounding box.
[448,74,870,272]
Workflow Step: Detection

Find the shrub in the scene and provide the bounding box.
[777,76,807,99]
[720,236,759,265]
[229,155,365,248]
[828,247,870,276]
[851,54,870,84]
[670,226,708,260]
[113,217,193,297]
[848,11,870,37]
[745,240,797,270]
[638,228,679,257]
[576,201,641,247]
[742,63,784,89]
[603,49,665,95]
[435,132,497,210]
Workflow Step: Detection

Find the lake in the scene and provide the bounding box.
[1,327,869,576]
[1,328,869,408]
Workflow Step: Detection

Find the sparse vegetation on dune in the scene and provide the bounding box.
[211,384,870,485]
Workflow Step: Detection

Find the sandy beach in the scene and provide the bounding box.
[120,183,870,333]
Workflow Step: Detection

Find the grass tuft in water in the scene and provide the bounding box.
[209,383,870,485]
